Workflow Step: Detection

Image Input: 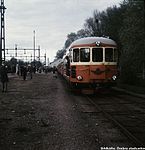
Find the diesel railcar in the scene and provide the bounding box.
[57,37,118,89]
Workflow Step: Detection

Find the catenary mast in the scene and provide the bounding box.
[0,0,6,66]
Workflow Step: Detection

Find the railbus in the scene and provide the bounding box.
[57,37,118,89]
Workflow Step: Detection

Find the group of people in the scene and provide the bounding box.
[18,65,34,80]
[0,64,58,92]
[0,64,36,93]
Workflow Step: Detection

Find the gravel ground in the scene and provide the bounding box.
[0,73,103,150]
[0,72,138,150]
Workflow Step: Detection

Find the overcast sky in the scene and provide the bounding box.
[5,0,122,63]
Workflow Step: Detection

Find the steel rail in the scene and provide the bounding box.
[87,96,144,146]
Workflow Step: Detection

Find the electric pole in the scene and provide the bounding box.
[0,0,6,66]
[33,30,36,66]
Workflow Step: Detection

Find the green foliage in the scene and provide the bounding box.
[56,31,89,59]
[64,32,78,48]
[84,17,97,36]
[55,49,66,59]
[119,0,145,84]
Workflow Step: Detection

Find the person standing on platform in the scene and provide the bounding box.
[0,64,9,92]
[28,65,33,79]
[23,66,27,80]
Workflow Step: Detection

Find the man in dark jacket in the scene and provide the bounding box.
[22,66,27,80]
[0,65,9,92]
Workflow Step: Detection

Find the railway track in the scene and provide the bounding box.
[61,76,145,146]
[85,90,145,146]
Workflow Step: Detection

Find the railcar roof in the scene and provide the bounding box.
[70,37,117,47]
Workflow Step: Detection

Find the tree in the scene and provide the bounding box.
[84,6,124,43]
[84,17,96,36]
[119,0,145,84]
[64,32,78,48]
[55,49,66,59]
[77,29,90,38]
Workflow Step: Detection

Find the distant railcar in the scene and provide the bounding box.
[57,37,118,89]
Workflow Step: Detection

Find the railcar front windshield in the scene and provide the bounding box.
[80,48,90,62]
[73,48,79,62]
[92,48,103,62]
[105,48,118,62]
[73,48,90,62]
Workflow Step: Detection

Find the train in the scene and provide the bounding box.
[57,36,118,89]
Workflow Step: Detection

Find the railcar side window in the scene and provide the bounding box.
[105,48,118,62]
[114,49,118,62]
[105,48,113,62]
[92,48,103,62]
[80,48,90,62]
[73,49,79,62]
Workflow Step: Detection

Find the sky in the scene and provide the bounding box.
[4,0,122,63]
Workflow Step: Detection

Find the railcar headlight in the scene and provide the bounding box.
[77,75,83,81]
[96,41,101,46]
[112,75,117,81]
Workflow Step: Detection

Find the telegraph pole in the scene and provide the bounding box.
[38,45,40,61]
[44,51,46,65]
[33,30,36,66]
[0,0,6,66]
